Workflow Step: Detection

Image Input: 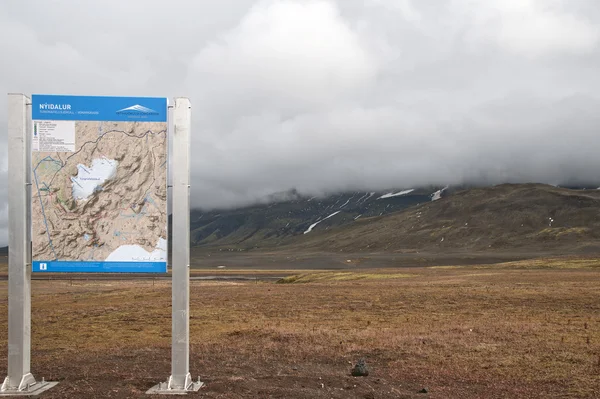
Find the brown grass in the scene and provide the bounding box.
[0,264,598,398]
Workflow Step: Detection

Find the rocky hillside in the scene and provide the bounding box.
[289,184,600,254]
[189,186,450,248]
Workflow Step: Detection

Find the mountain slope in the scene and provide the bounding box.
[289,184,600,253]
[190,187,448,248]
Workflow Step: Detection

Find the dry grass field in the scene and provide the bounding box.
[0,258,599,398]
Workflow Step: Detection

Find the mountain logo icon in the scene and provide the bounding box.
[116,104,159,115]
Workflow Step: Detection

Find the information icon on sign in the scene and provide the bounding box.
[40,263,47,271]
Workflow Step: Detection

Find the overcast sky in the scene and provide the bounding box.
[0,0,599,246]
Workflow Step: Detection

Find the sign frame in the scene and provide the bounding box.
[147,98,203,394]
[3,94,201,395]
[1,94,58,396]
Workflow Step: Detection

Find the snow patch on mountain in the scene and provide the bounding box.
[358,192,376,204]
[304,211,341,234]
[378,189,415,199]
[431,186,449,201]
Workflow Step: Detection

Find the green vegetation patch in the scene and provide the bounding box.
[428,257,600,270]
[277,271,415,284]
[531,227,591,239]
[499,258,600,269]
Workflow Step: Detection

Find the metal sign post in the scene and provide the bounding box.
[147,98,202,394]
[1,94,57,396]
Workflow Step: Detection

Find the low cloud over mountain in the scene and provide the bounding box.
[1,0,599,245]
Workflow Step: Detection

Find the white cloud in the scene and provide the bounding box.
[459,0,599,57]
[190,0,378,114]
[0,0,599,245]
[366,0,422,24]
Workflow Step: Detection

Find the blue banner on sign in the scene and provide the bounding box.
[32,94,168,122]
[32,261,167,273]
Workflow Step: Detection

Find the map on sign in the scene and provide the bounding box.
[31,95,168,273]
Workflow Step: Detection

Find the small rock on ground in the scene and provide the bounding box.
[351,359,370,377]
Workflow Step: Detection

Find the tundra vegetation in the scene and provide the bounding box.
[0,257,598,398]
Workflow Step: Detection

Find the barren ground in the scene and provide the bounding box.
[0,257,599,398]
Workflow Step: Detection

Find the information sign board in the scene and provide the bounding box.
[31,94,168,273]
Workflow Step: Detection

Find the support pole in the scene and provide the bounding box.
[1,94,57,396]
[147,98,202,394]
